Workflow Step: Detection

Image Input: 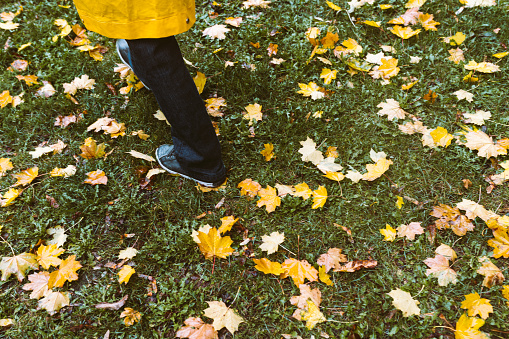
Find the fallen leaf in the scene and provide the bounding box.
[197,227,234,260]
[47,227,67,247]
[477,256,504,288]
[317,248,347,272]
[300,300,326,329]
[435,244,457,261]
[257,185,281,213]
[487,229,509,258]
[461,293,493,319]
[253,258,284,275]
[387,288,420,317]
[282,258,318,286]
[455,313,489,339]
[203,301,244,334]
[260,143,274,161]
[334,260,377,272]
[238,178,261,198]
[120,307,141,326]
[380,224,397,242]
[38,291,70,315]
[176,317,218,339]
[311,185,327,209]
[48,255,82,288]
[118,247,138,260]
[118,265,135,284]
[12,167,38,186]
[0,252,38,281]
[243,103,263,125]
[127,150,155,162]
[95,295,129,310]
[203,25,230,40]
[423,254,458,286]
[377,99,407,121]
[259,231,285,254]
[397,222,424,240]
[22,271,51,299]
[37,244,64,270]
[84,170,108,185]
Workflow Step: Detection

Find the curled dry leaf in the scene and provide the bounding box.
[477,256,505,288]
[12,167,38,187]
[334,260,377,272]
[120,307,141,326]
[84,170,108,185]
[95,295,128,310]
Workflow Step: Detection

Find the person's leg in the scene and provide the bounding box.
[126,37,225,183]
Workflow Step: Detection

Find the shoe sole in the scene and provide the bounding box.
[156,151,224,188]
[115,41,150,90]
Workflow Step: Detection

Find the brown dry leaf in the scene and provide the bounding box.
[281,258,318,286]
[477,256,505,288]
[22,271,51,300]
[84,170,108,185]
[317,248,347,273]
[197,227,234,260]
[423,254,458,286]
[12,167,38,187]
[176,317,218,339]
[95,295,129,310]
[334,260,377,272]
[0,252,38,282]
[267,43,278,56]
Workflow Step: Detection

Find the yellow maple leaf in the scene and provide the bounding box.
[305,27,320,45]
[120,307,141,326]
[0,158,13,176]
[448,48,465,64]
[320,68,337,85]
[342,38,363,55]
[281,258,318,286]
[326,1,341,11]
[390,25,421,39]
[257,185,281,213]
[387,288,420,317]
[297,82,325,100]
[380,4,393,9]
[318,265,333,285]
[502,286,509,305]
[461,293,493,320]
[405,0,426,8]
[193,72,206,94]
[260,143,274,161]
[363,158,393,181]
[463,71,479,83]
[12,167,38,187]
[363,20,381,27]
[396,196,404,209]
[0,253,38,282]
[84,170,108,185]
[430,126,453,147]
[80,137,106,159]
[487,229,509,258]
[243,103,262,124]
[253,258,284,275]
[1,188,21,207]
[218,216,238,234]
[203,301,244,334]
[464,60,500,73]
[493,51,509,59]
[38,291,70,315]
[418,13,440,30]
[380,224,397,242]
[378,58,400,78]
[197,227,234,260]
[300,300,326,329]
[320,31,339,49]
[48,255,82,288]
[455,314,489,339]
[237,178,261,198]
[442,32,466,45]
[311,185,327,209]
[294,182,312,199]
[36,244,64,270]
[118,265,135,284]
[401,80,418,90]
[323,171,344,182]
[15,75,38,86]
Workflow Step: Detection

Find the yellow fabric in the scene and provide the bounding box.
[72,0,196,39]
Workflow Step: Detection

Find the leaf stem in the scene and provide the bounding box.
[279,245,296,256]
[0,235,15,256]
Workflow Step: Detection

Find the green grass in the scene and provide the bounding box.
[1,0,508,338]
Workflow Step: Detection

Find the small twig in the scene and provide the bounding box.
[297,235,300,261]
[327,320,359,324]
[279,245,296,256]
[346,11,356,28]
[0,235,15,256]
[212,256,216,275]
[383,173,397,186]
[277,278,285,294]
[433,325,455,331]
[477,185,482,203]
[65,217,84,232]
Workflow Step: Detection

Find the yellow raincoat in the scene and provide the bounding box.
[72,0,196,39]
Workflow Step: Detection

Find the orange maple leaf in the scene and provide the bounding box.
[281,258,318,286]
[257,185,281,213]
[48,255,82,288]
